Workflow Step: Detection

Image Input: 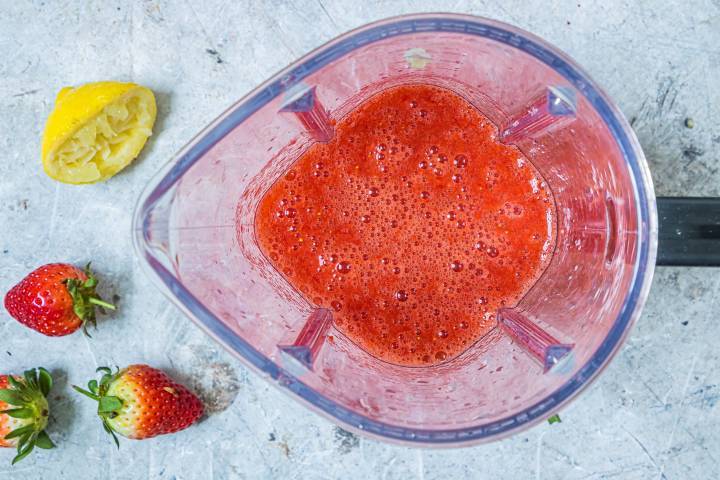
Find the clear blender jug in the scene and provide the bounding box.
[133,14,661,444]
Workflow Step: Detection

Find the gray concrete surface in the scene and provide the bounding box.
[1,1,719,479]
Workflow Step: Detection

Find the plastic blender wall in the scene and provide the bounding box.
[167,32,638,429]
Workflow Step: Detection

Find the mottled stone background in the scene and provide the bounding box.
[1,1,718,479]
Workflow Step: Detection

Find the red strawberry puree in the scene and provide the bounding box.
[254,84,556,366]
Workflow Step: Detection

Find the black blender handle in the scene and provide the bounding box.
[657,197,720,266]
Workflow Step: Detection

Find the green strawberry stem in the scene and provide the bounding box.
[64,264,117,336]
[88,297,116,310]
[0,368,55,465]
[71,386,99,401]
[72,367,123,448]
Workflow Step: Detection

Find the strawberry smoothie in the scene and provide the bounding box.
[254,84,556,366]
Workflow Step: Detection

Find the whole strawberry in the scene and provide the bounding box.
[4,263,115,336]
[73,365,204,445]
[0,368,55,464]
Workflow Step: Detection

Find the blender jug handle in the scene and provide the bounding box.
[657,197,720,266]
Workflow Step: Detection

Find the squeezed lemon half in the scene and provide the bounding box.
[41,81,157,184]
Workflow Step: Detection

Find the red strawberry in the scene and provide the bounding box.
[0,368,55,464]
[4,263,115,336]
[73,365,204,445]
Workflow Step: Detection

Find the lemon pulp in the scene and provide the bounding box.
[42,82,156,184]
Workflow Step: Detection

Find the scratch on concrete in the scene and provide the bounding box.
[82,333,99,369]
[263,9,301,58]
[622,427,661,472]
[535,430,548,480]
[683,426,719,465]
[315,0,340,30]
[183,0,227,70]
[707,273,720,309]
[543,443,585,471]
[658,354,698,479]
[656,77,679,114]
[234,414,271,473]
[641,379,668,409]
[381,456,398,480]
[631,97,650,127]
[576,463,655,479]
[12,89,39,97]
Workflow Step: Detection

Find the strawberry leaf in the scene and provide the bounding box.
[98,396,123,414]
[12,439,35,465]
[35,431,54,450]
[7,376,24,390]
[37,368,52,396]
[102,420,120,449]
[1,407,33,419]
[23,369,37,389]
[17,431,33,451]
[97,367,118,391]
[100,373,113,388]
[5,424,34,440]
[0,389,25,406]
[88,380,99,394]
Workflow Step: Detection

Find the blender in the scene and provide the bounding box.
[133,14,719,445]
